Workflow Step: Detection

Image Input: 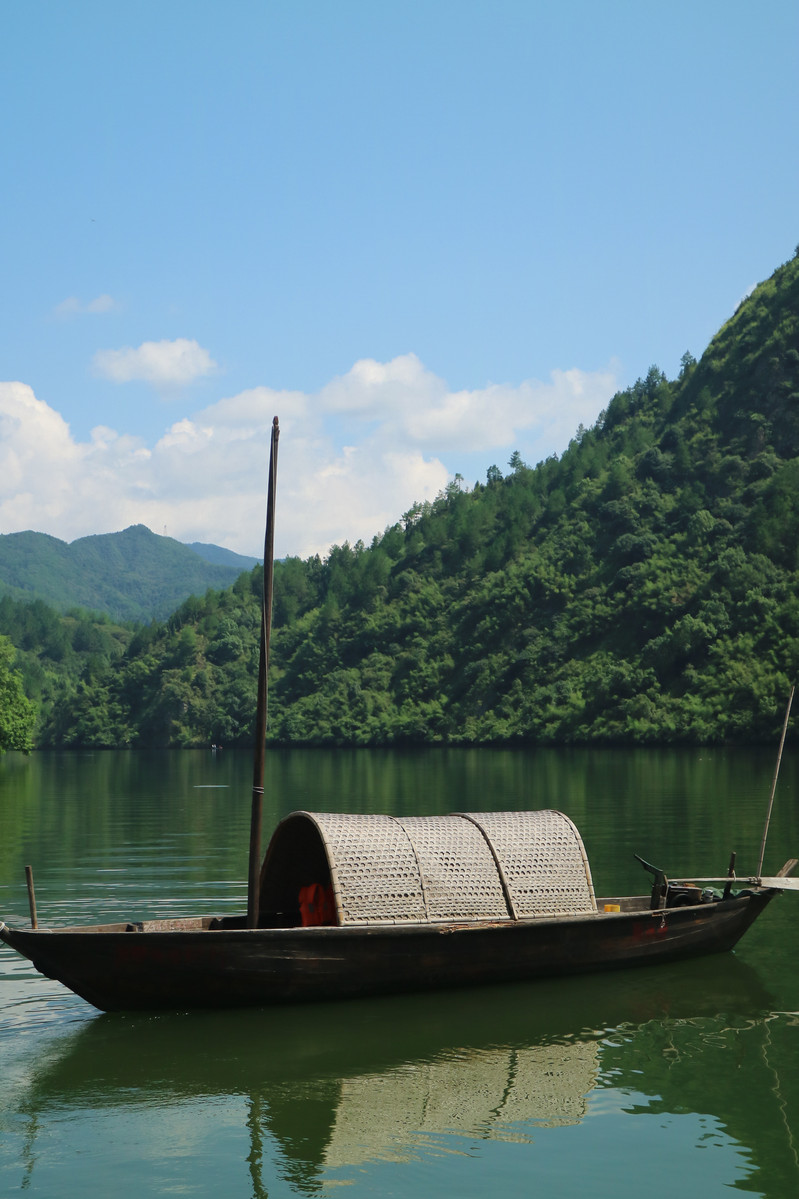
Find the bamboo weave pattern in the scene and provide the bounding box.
[296,810,596,925]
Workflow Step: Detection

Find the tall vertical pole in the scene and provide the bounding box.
[247,417,279,929]
[757,684,794,878]
[25,865,38,929]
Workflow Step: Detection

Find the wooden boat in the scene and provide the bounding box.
[2,806,797,1012]
[3,418,797,1011]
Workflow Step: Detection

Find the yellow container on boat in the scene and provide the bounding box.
[604,903,621,913]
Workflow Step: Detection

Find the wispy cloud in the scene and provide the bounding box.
[54,294,117,318]
[0,356,617,558]
[92,338,217,388]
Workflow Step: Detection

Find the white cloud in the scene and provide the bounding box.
[0,356,617,558]
[54,294,117,318]
[319,353,446,418]
[92,338,217,388]
[317,353,618,459]
[0,383,80,509]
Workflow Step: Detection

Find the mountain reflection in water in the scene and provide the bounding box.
[15,954,799,1197]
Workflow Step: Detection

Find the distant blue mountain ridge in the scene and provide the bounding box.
[0,525,261,623]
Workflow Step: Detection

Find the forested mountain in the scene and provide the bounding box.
[11,250,799,748]
[186,542,260,570]
[0,633,35,751]
[0,594,133,743]
[0,526,256,622]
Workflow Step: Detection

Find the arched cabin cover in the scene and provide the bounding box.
[258,810,596,927]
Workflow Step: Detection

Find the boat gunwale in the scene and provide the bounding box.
[0,890,772,943]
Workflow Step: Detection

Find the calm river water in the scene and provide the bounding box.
[2,746,799,1197]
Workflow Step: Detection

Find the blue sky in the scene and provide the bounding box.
[1,0,797,557]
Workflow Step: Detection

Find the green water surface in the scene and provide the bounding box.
[1,747,798,1197]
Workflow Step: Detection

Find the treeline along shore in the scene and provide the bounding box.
[3,250,799,751]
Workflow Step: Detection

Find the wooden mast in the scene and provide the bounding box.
[247,416,280,929]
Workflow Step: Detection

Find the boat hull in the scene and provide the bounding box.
[0,890,776,1012]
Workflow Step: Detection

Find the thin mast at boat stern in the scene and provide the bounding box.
[757,684,794,879]
[247,416,279,929]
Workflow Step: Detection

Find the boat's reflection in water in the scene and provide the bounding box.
[314,1041,598,1170]
[19,955,799,1196]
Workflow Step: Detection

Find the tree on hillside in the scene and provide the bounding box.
[0,635,36,752]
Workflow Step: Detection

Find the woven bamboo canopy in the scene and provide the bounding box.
[260,810,597,926]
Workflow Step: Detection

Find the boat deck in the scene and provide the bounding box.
[35,895,687,936]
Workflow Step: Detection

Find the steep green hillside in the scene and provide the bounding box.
[0,594,133,743]
[0,634,35,751]
[0,525,253,622]
[34,250,799,747]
